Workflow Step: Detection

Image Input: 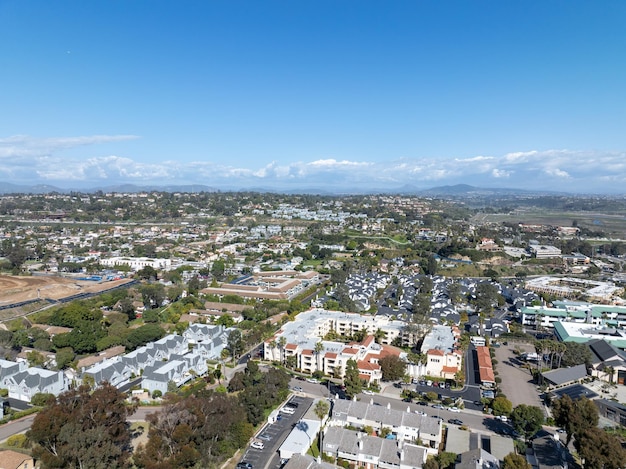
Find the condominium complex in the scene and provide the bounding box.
[263,309,406,384]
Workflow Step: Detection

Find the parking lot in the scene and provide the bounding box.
[238,395,313,469]
[493,342,545,409]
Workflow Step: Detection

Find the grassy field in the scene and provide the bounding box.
[473,209,626,238]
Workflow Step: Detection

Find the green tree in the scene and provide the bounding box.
[426,255,438,276]
[211,259,225,280]
[314,400,330,423]
[136,265,157,280]
[344,359,363,398]
[510,404,544,442]
[574,427,626,469]
[473,282,499,316]
[216,315,235,327]
[379,355,407,381]
[552,395,598,445]
[561,342,593,368]
[28,383,136,469]
[27,350,46,367]
[30,392,55,407]
[55,347,76,370]
[226,329,244,359]
[492,396,513,417]
[502,452,531,469]
[138,283,166,308]
[125,323,165,351]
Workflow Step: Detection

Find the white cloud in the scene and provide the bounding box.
[1,133,625,193]
[492,169,511,178]
[0,134,139,159]
[544,167,571,178]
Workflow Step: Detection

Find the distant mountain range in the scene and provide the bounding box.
[0,181,591,197]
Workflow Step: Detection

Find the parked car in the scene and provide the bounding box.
[448,406,461,413]
[251,441,265,450]
[292,386,303,392]
[306,378,319,384]
[237,462,253,469]
[495,415,508,422]
[448,418,463,425]
[363,390,374,395]
[432,404,445,409]
[280,406,295,415]
[417,401,429,406]
[258,433,272,441]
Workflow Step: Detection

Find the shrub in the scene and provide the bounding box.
[6,433,29,448]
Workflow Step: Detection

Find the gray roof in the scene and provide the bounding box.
[323,427,427,467]
[456,448,499,469]
[542,364,587,386]
[331,399,439,434]
[284,454,336,469]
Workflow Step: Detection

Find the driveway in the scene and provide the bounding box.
[493,343,544,409]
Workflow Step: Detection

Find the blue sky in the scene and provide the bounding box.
[1,1,625,193]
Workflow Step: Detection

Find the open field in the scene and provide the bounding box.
[0,275,134,306]
[472,210,626,238]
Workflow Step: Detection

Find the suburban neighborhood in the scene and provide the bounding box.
[0,190,625,469]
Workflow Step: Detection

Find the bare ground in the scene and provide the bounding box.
[0,274,134,306]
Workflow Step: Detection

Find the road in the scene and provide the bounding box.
[0,414,37,443]
[287,377,510,438]
[0,405,164,443]
[238,395,313,469]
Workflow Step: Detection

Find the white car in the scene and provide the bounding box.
[280,406,296,415]
[251,441,265,450]
[495,415,508,422]
[306,378,319,384]
[363,390,374,395]
[448,406,461,413]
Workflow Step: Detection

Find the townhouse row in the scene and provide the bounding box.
[0,323,232,403]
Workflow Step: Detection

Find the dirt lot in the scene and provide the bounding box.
[494,342,545,409]
[0,274,134,306]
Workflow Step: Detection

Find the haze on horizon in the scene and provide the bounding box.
[1,1,625,194]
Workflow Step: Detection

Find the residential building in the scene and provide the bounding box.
[0,450,36,469]
[7,368,68,403]
[476,346,495,388]
[322,427,428,469]
[328,399,442,452]
[421,325,462,380]
[264,309,405,384]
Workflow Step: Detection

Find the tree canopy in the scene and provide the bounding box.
[28,383,136,469]
[510,404,544,441]
[344,359,363,398]
[379,355,407,381]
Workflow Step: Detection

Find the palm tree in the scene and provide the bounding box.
[314,400,330,455]
[534,340,546,384]
[605,365,615,385]
[374,328,387,344]
[314,341,324,374]
[278,336,287,365]
[269,340,277,362]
